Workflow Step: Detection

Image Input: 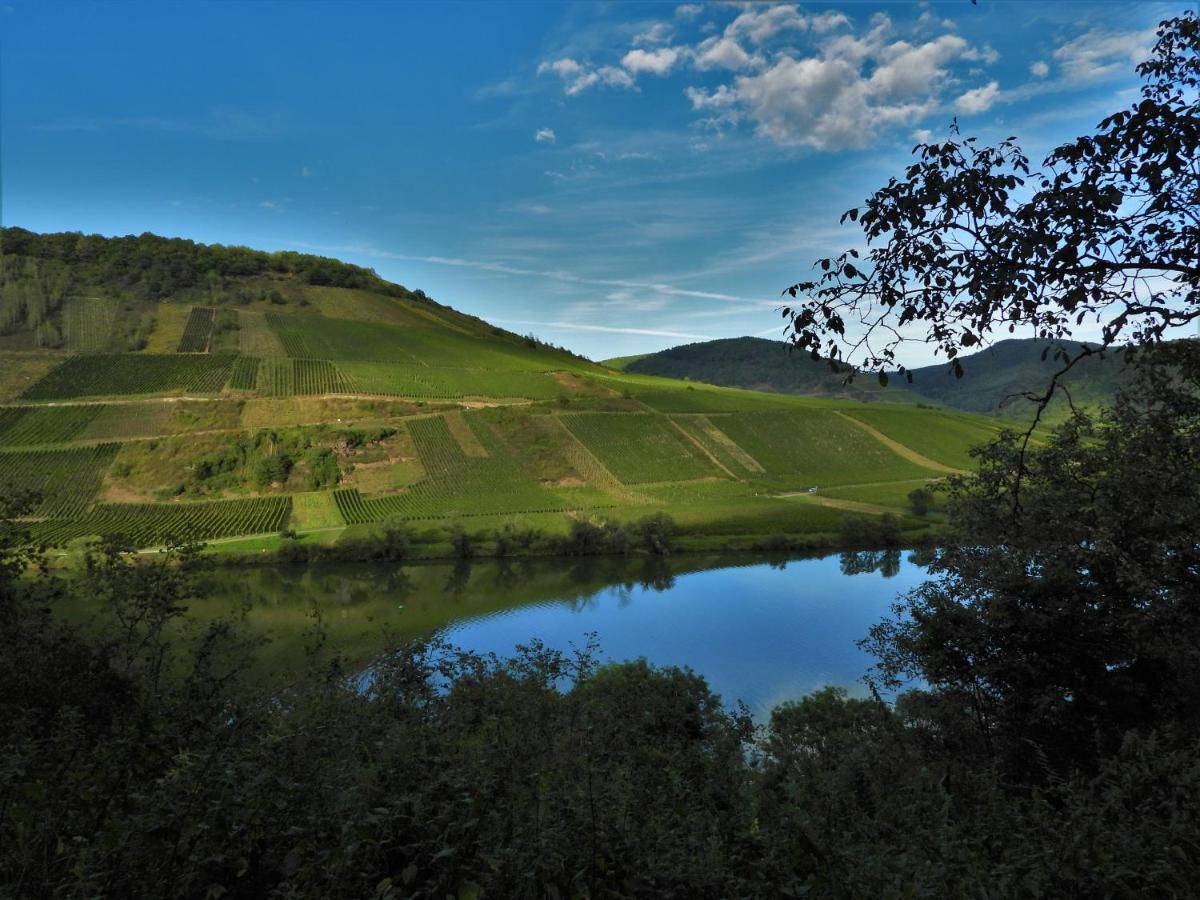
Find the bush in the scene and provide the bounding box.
[907,487,935,516]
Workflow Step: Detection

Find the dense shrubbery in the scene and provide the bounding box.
[163,425,394,497]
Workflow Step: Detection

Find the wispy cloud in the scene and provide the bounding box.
[285,240,779,310]
[492,318,716,341]
[37,107,283,140]
[534,127,556,143]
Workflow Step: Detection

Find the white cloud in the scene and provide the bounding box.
[911,128,933,143]
[622,46,683,76]
[954,80,1000,114]
[810,11,850,34]
[725,4,808,45]
[689,17,984,150]
[539,58,582,79]
[1052,27,1155,82]
[301,165,313,178]
[693,35,759,71]
[534,127,556,143]
[1030,60,1050,78]
[686,83,738,110]
[675,3,703,20]
[962,44,1000,65]
[634,22,673,45]
[868,34,968,102]
[538,57,636,95]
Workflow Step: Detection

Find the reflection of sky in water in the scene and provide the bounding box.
[439,554,928,718]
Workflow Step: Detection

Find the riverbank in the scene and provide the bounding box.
[165,512,944,568]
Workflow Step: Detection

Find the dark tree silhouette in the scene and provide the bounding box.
[783,13,1200,405]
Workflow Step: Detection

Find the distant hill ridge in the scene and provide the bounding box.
[613,335,1137,420]
[613,336,882,400]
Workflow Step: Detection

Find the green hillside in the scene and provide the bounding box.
[0,228,1012,556]
[899,339,1135,421]
[624,333,1135,422]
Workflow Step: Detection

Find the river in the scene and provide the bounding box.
[175,548,931,716]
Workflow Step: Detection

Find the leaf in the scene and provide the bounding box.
[878,372,889,388]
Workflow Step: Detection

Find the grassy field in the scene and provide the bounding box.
[0,242,1014,554]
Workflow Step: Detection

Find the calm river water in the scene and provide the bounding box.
[183,549,931,716]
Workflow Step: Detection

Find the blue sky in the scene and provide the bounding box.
[1,1,1172,362]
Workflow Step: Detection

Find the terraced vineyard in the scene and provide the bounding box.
[176,306,216,352]
[0,443,119,516]
[30,496,293,547]
[712,411,934,487]
[562,413,719,484]
[332,415,596,523]
[63,297,119,352]
[22,353,236,399]
[0,405,103,446]
[256,358,352,396]
[228,356,261,391]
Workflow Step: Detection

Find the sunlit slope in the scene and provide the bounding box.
[0,229,1006,551]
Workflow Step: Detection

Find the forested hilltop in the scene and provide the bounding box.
[0,226,531,354]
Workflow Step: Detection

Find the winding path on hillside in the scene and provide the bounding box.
[832,410,966,475]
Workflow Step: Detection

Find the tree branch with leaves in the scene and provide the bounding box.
[783,13,1200,398]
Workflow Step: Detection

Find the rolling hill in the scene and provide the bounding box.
[610,335,1137,421]
[607,337,890,399]
[898,339,1135,419]
[0,228,1012,557]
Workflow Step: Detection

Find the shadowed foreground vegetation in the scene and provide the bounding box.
[3,344,1200,898]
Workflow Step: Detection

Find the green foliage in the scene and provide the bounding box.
[907,487,934,516]
[866,342,1200,777]
[1,226,414,300]
[303,448,340,490]
[253,454,294,489]
[838,512,902,549]
[898,339,1135,421]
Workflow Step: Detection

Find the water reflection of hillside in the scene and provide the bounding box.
[175,553,784,672]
